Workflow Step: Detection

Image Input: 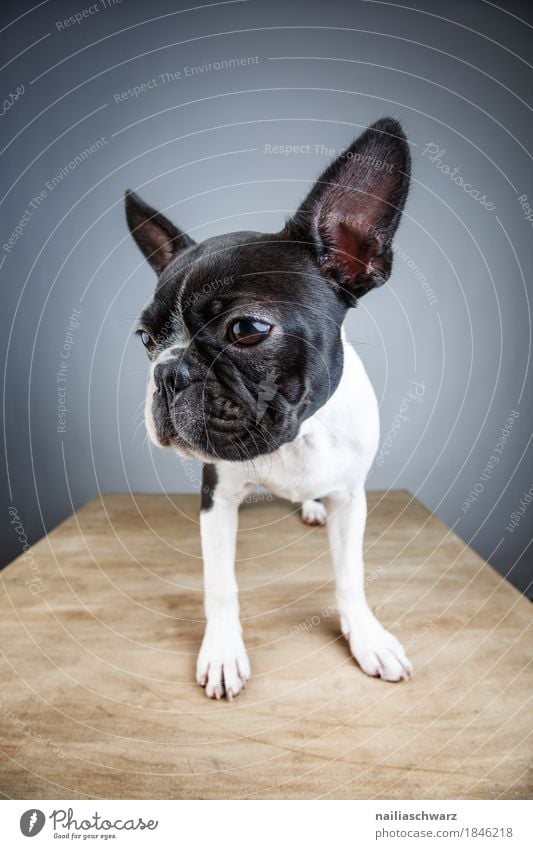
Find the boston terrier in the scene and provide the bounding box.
[126,117,412,700]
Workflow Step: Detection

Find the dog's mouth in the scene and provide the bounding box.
[148,381,288,461]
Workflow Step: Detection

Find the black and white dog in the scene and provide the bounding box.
[126,117,412,700]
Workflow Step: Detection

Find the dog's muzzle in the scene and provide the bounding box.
[153,358,192,400]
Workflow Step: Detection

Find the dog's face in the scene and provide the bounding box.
[127,118,410,461]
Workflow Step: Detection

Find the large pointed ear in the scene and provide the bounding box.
[292,117,411,302]
[125,190,195,275]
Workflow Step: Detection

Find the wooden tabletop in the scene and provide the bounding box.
[0,491,531,799]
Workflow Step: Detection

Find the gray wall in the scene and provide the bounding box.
[1,0,532,595]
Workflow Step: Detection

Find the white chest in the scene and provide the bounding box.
[255,419,355,502]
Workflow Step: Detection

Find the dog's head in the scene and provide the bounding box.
[127,117,411,461]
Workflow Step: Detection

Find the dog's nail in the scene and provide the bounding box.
[198,675,207,686]
[227,688,234,701]
[214,687,221,700]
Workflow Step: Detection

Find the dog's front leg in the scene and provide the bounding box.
[196,483,250,700]
[326,487,412,682]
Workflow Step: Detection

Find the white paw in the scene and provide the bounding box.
[301,499,327,526]
[196,622,251,700]
[341,612,413,682]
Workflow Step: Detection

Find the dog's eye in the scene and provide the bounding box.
[228,318,271,346]
[138,330,155,352]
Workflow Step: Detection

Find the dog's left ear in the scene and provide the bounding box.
[125,190,195,276]
[292,117,411,302]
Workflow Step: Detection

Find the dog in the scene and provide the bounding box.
[126,117,412,700]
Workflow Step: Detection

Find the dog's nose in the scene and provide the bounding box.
[154,359,192,398]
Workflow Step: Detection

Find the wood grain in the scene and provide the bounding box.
[0,491,531,799]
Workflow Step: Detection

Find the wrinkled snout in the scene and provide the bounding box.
[154,358,192,401]
[146,353,204,451]
[145,349,295,461]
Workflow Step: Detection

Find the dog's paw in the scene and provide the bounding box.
[342,613,413,682]
[196,623,251,700]
[301,499,327,526]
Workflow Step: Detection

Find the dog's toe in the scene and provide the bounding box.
[301,499,327,526]
[197,625,250,700]
[346,617,413,683]
[204,662,246,700]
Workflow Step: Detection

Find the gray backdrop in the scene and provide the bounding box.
[1,0,532,595]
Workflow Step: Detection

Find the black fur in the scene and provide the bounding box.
[125,190,195,274]
[201,463,218,511]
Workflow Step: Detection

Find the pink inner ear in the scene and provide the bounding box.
[321,216,390,290]
[334,220,375,278]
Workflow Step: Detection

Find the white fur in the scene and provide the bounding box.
[301,499,327,525]
[194,335,413,698]
[144,372,158,445]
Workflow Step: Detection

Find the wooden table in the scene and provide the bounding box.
[0,492,531,799]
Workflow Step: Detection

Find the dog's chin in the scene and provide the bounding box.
[184,426,289,462]
[154,433,214,462]
[149,417,293,462]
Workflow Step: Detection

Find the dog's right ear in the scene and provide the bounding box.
[291,117,411,303]
[125,190,195,275]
